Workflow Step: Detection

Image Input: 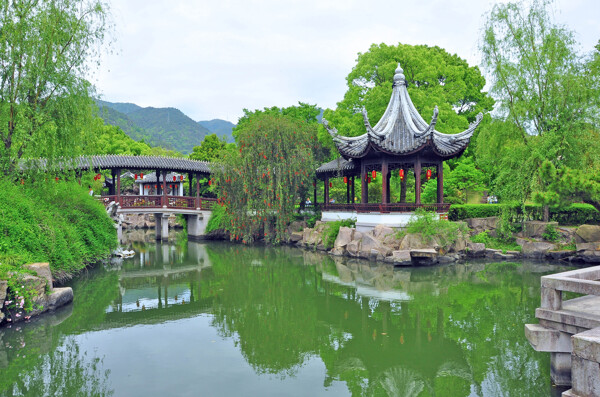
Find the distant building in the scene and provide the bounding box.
[135,172,185,196]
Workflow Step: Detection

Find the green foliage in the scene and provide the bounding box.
[449,204,502,220]
[89,118,153,156]
[470,231,522,253]
[0,177,117,277]
[0,0,112,174]
[477,0,600,204]
[215,112,318,244]
[401,208,468,248]
[189,134,234,162]
[206,203,227,234]
[0,266,41,315]
[198,119,236,142]
[323,219,356,249]
[542,224,560,242]
[450,203,600,225]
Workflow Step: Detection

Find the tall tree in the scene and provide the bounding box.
[0,0,111,173]
[322,43,494,147]
[189,133,232,162]
[477,0,600,202]
[213,113,317,244]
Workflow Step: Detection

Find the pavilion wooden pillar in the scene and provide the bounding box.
[361,165,368,204]
[196,173,200,209]
[313,180,317,205]
[346,177,350,204]
[162,170,167,207]
[437,162,444,204]
[414,158,422,205]
[111,170,116,196]
[188,173,193,196]
[324,177,329,206]
[351,176,356,204]
[156,169,161,196]
[381,160,389,205]
[116,168,121,204]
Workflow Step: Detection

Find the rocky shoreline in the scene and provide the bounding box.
[0,263,73,327]
[283,217,600,266]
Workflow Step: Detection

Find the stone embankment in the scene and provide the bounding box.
[287,217,600,265]
[0,263,73,327]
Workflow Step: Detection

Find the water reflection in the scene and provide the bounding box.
[0,231,570,396]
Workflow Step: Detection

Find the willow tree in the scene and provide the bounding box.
[213,113,317,243]
[0,0,112,174]
[478,0,600,202]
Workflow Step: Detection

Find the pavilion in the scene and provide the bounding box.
[315,63,483,229]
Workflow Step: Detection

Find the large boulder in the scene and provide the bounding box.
[465,217,498,234]
[519,240,556,259]
[399,233,431,251]
[523,221,558,239]
[24,263,53,290]
[0,281,7,308]
[466,242,486,258]
[334,227,355,249]
[360,234,392,259]
[372,225,395,240]
[387,250,412,266]
[346,240,361,257]
[575,225,600,243]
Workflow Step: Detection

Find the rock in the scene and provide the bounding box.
[449,237,468,253]
[45,287,73,311]
[575,225,600,243]
[485,248,501,258]
[547,250,576,260]
[576,242,600,251]
[0,281,7,306]
[523,221,558,239]
[389,250,412,266]
[346,240,361,257]
[331,247,345,256]
[519,241,556,259]
[578,250,600,263]
[24,263,53,290]
[360,234,392,259]
[493,252,518,260]
[288,220,305,233]
[399,233,437,251]
[410,249,438,258]
[303,228,322,247]
[466,242,486,258]
[465,217,498,234]
[438,255,456,264]
[334,227,354,249]
[20,274,47,297]
[373,225,395,239]
[289,231,303,243]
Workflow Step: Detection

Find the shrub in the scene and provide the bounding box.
[206,204,227,233]
[542,224,560,241]
[401,208,468,248]
[323,219,356,249]
[470,231,522,253]
[449,203,600,225]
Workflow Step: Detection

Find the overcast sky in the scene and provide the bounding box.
[94,0,599,124]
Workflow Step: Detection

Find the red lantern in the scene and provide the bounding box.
[96,173,101,179]
[135,174,138,180]
[141,173,144,178]
[399,169,405,180]
[368,177,371,183]
[426,169,432,180]
[372,170,376,179]
[329,182,332,188]
[180,175,183,181]
[209,180,212,186]
[169,184,172,189]
[154,184,157,189]
[55,177,59,182]
[173,176,176,182]
[343,176,348,183]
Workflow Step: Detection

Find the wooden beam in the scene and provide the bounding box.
[437,162,444,204]
[415,158,421,205]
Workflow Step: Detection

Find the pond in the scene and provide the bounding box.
[0,230,571,396]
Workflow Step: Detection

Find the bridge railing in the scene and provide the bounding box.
[168,196,196,209]
[199,197,217,210]
[100,195,218,211]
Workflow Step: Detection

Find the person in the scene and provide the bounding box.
[305,198,311,205]
[88,186,94,196]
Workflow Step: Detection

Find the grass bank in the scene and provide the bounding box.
[0,178,118,280]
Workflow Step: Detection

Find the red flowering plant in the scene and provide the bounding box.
[213,113,317,243]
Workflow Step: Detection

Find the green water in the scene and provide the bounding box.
[0,231,571,396]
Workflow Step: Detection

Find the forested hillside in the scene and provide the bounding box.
[198,119,235,142]
[97,100,212,153]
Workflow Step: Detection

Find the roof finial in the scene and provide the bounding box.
[393,63,405,86]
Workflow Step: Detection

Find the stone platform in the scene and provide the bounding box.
[525,266,600,396]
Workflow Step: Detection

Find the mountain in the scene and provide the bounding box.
[96,100,211,154]
[198,119,235,142]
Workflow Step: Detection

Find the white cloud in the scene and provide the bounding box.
[94,0,600,123]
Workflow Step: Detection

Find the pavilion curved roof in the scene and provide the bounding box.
[21,155,212,174]
[323,64,483,160]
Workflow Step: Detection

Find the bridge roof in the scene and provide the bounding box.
[25,155,212,174]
